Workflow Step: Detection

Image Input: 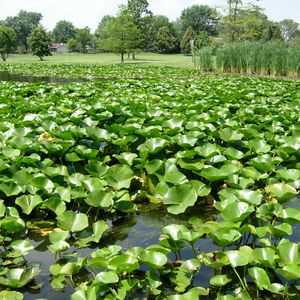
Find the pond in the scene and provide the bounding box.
[0,71,92,84]
[22,205,217,299]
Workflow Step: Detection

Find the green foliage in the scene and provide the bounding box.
[180,5,219,36]
[180,26,196,54]
[76,27,93,53]
[5,10,42,52]
[67,38,78,53]
[154,26,178,54]
[148,15,173,51]
[198,41,300,77]
[221,4,283,42]
[0,64,300,298]
[28,26,51,60]
[52,20,76,43]
[98,8,142,63]
[279,19,299,42]
[0,25,17,61]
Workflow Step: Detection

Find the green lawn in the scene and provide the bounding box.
[6,52,195,67]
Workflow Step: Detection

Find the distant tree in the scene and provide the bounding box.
[279,19,299,42]
[127,0,152,53]
[52,20,76,43]
[263,21,283,41]
[0,25,17,61]
[180,26,197,54]
[76,27,93,53]
[154,26,177,54]
[289,31,300,47]
[148,15,174,51]
[28,26,51,60]
[67,38,78,52]
[98,8,142,63]
[196,31,211,49]
[180,5,220,36]
[5,10,42,52]
[95,15,114,38]
[220,5,283,42]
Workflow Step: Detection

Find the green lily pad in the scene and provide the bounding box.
[57,211,88,232]
[210,274,232,287]
[265,183,297,201]
[163,184,198,215]
[15,195,43,215]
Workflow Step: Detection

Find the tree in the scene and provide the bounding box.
[180,26,196,54]
[196,31,211,49]
[148,15,174,51]
[52,20,76,43]
[154,26,177,54]
[5,10,42,52]
[180,5,220,36]
[0,25,17,61]
[67,39,78,52]
[279,19,299,42]
[28,26,51,60]
[95,15,114,38]
[76,27,93,53]
[220,4,283,42]
[98,8,142,63]
[127,0,152,52]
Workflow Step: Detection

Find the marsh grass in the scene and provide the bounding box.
[197,42,300,77]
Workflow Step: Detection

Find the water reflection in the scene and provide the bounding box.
[24,204,217,299]
[0,71,91,84]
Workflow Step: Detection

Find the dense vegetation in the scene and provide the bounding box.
[1,0,300,63]
[0,65,300,299]
[197,42,300,77]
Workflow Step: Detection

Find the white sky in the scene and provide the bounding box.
[0,0,299,31]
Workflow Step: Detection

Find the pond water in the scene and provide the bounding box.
[0,71,91,84]
[22,205,217,299]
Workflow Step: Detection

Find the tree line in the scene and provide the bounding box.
[0,0,299,62]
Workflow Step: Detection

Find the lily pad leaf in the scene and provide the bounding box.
[108,254,139,274]
[220,202,254,223]
[57,211,88,232]
[210,228,241,247]
[210,274,232,287]
[138,138,169,154]
[163,184,198,215]
[15,195,43,215]
[85,190,114,208]
[0,291,23,300]
[265,183,297,202]
[276,264,300,281]
[0,266,40,288]
[140,250,168,269]
[226,246,253,267]
[10,240,34,256]
[94,271,119,284]
[105,164,135,190]
[248,267,271,290]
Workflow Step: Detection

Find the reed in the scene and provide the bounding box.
[198,41,300,77]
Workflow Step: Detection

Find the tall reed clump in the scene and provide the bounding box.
[197,46,214,71]
[198,41,300,77]
[287,47,300,77]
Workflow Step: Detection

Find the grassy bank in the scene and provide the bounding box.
[4,52,194,68]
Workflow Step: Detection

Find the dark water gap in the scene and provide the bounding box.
[22,204,217,299]
[0,71,94,84]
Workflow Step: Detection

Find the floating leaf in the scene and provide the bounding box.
[210,274,232,287]
[163,184,198,215]
[106,164,135,190]
[57,211,88,232]
[265,183,297,201]
[15,195,43,215]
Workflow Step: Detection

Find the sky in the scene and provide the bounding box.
[0,0,299,31]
